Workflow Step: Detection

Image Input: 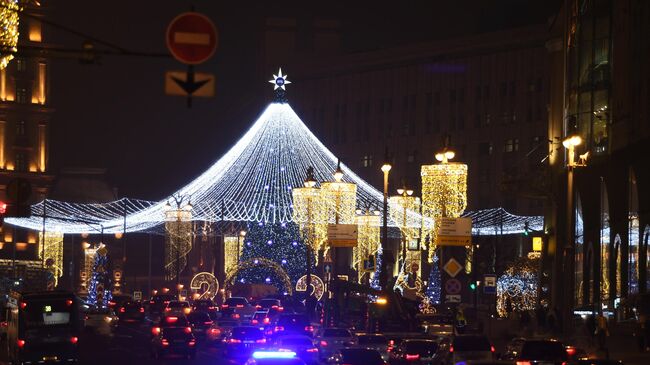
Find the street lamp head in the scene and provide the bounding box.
[562,134,582,149]
[333,159,344,182]
[445,150,455,160]
[435,148,456,163]
[406,189,414,196]
[304,166,317,188]
[381,163,392,173]
[396,188,405,195]
[239,230,247,237]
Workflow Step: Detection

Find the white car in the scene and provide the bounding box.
[315,328,356,360]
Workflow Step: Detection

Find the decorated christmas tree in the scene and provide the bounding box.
[424,252,441,306]
[86,246,113,308]
[237,221,313,292]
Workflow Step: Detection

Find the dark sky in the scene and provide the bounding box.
[47,0,561,201]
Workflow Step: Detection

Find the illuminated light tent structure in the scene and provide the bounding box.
[6,71,543,236]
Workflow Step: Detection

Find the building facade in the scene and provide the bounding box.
[546,0,650,323]
[0,2,54,286]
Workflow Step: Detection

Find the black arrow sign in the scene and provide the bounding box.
[171,65,210,107]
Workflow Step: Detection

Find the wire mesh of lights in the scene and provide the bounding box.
[295,274,325,301]
[163,201,193,281]
[292,183,328,264]
[0,0,19,70]
[389,191,422,270]
[224,257,293,295]
[421,161,468,262]
[496,257,539,317]
[354,210,381,282]
[39,232,63,285]
[224,235,241,275]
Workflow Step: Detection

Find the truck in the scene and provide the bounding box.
[6,291,83,365]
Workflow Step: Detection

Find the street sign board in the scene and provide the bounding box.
[407,238,419,251]
[444,278,462,294]
[436,217,472,246]
[483,274,497,294]
[445,294,461,303]
[362,256,375,272]
[328,224,358,247]
[165,71,215,97]
[443,258,463,278]
[133,291,142,301]
[166,12,218,65]
[323,263,333,273]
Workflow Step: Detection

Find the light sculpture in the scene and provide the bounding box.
[224,235,241,275]
[164,197,193,282]
[39,231,63,285]
[295,274,325,301]
[389,190,421,272]
[496,257,539,317]
[320,161,357,257]
[354,210,380,282]
[0,0,19,70]
[291,171,327,262]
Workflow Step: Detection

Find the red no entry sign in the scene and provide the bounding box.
[166,12,218,65]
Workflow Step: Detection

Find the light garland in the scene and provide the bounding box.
[496,257,539,317]
[164,206,193,281]
[224,236,241,275]
[354,212,380,281]
[224,257,293,295]
[0,0,19,70]
[295,274,325,301]
[292,186,327,262]
[39,232,63,286]
[421,163,468,262]
[190,272,219,300]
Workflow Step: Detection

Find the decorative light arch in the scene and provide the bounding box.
[224,257,293,295]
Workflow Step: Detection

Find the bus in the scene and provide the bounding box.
[7,291,83,364]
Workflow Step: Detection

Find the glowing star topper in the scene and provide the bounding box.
[269,68,291,90]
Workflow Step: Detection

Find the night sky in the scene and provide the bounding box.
[47,0,561,201]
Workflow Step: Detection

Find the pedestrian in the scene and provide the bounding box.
[595,311,609,352]
[455,307,467,335]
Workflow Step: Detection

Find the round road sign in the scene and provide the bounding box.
[166,12,218,65]
[444,278,462,294]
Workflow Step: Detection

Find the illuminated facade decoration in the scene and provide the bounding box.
[354,211,380,281]
[421,162,468,262]
[295,274,325,301]
[39,231,63,286]
[496,257,539,317]
[223,235,241,275]
[164,202,193,281]
[0,0,19,70]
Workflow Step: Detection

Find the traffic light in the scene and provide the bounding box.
[469,282,477,291]
[523,221,530,236]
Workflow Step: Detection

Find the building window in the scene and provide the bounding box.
[484,85,490,99]
[15,152,27,172]
[509,81,516,97]
[475,85,482,100]
[16,58,26,72]
[362,155,373,167]
[459,88,465,103]
[407,151,415,163]
[504,138,519,153]
[458,115,465,130]
[500,82,507,97]
[16,88,28,104]
[16,121,25,136]
[484,113,491,126]
[433,91,440,106]
[479,142,492,156]
[474,114,481,128]
[449,89,456,104]
[425,93,433,134]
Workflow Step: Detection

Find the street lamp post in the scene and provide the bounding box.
[380,149,392,289]
[303,167,317,311]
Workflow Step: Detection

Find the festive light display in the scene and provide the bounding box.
[224,235,241,275]
[39,232,63,286]
[224,257,293,295]
[354,212,380,282]
[424,253,441,305]
[86,245,112,308]
[496,257,539,317]
[164,203,193,281]
[81,247,97,292]
[190,272,219,300]
[389,194,422,276]
[292,185,327,262]
[295,274,325,301]
[0,0,19,70]
[421,163,468,262]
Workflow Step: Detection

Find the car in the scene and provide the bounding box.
[192,299,219,320]
[328,348,386,365]
[150,315,196,359]
[422,313,455,336]
[116,301,145,323]
[390,339,440,364]
[223,297,257,320]
[274,314,314,338]
[315,327,355,359]
[564,345,589,362]
[245,351,308,365]
[444,334,494,365]
[224,326,268,360]
[252,310,272,326]
[148,294,176,315]
[207,319,240,344]
[502,337,526,360]
[165,300,191,315]
[357,334,389,361]
[515,339,568,365]
[186,311,214,338]
[256,298,285,317]
[83,306,117,336]
[274,335,319,365]
[109,294,133,309]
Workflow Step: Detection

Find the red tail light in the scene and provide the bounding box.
[163,301,170,304]
[152,327,161,336]
[0,321,7,327]
[66,299,73,306]
[209,328,221,336]
[17,339,25,348]
[150,300,155,304]
[305,325,314,332]
[119,307,125,313]
[108,301,116,307]
[274,326,284,332]
[165,307,171,312]
[449,345,454,353]
[20,302,26,309]
[162,339,169,347]
[165,316,178,323]
[320,340,328,347]
[565,347,576,356]
[221,304,229,309]
[229,338,242,344]
[232,313,240,319]
[307,348,318,353]
[515,362,532,365]
[140,307,145,313]
[256,305,262,310]
[184,327,192,334]
[271,305,279,309]
[278,306,284,311]
[252,319,259,325]
[263,317,270,324]
[208,306,215,310]
[204,321,213,325]
[70,337,79,345]
[491,345,496,353]
[256,338,266,344]
[236,304,244,308]
[188,340,196,346]
[405,354,420,361]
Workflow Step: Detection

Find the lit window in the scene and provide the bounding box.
[16,59,26,72]
[16,121,25,136]
[504,139,519,153]
[362,155,373,168]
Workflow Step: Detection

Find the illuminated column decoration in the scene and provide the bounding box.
[354,211,380,281]
[0,0,19,70]
[223,235,240,275]
[292,184,327,263]
[321,174,357,258]
[39,231,63,285]
[81,247,97,292]
[164,201,193,281]
[389,193,421,272]
[420,162,468,262]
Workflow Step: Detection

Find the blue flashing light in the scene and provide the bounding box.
[252,351,297,359]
